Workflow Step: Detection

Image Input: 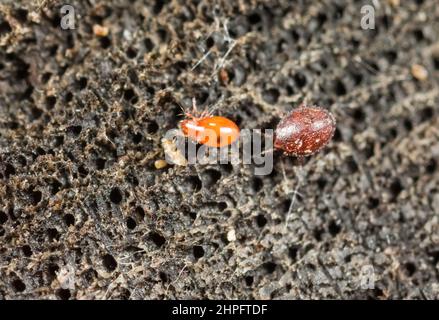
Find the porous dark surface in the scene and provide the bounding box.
[1,0,438,299]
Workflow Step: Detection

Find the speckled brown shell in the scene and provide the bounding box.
[274,106,336,156]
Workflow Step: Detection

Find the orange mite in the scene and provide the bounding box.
[180,99,240,148]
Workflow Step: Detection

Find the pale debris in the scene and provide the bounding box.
[56,265,76,290]
[227,228,236,242]
[161,137,188,166]
[154,159,168,169]
[411,64,429,81]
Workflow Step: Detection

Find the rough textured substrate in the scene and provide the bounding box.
[0,0,438,299]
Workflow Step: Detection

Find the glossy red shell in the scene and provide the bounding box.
[274,106,336,156]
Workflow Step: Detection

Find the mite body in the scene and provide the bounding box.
[274,106,336,156]
[180,116,240,148]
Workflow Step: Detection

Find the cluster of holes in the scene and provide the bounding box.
[245,275,254,286]
[76,77,88,90]
[386,127,398,141]
[345,156,359,174]
[64,91,73,102]
[50,179,62,195]
[432,54,439,70]
[109,187,123,204]
[363,142,375,159]
[403,118,413,131]
[47,228,60,241]
[350,108,365,122]
[159,272,168,283]
[67,125,82,136]
[135,206,145,220]
[82,268,97,285]
[28,188,42,206]
[146,121,159,134]
[256,214,267,227]
[100,36,111,49]
[412,29,424,42]
[288,245,299,261]
[22,245,32,257]
[313,228,324,241]
[202,169,221,188]
[419,107,434,123]
[64,214,75,227]
[126,47,138,59]
[262,88,280,104]
[157,28,168,42]
[41,72,52,83]
[123,88,138,104]
[427,250,439,266]
[404,262,416,277]
[3,163,15,179]
[102,254,117,272]
[205,36,214,49]
[96,158,106,170]
[294,73,307,88]
[282,194,302,213]
[45,96,56,110]
[126,217,136,230]
[31,107,43,120]
[12,279,26,292]
[425,158,436,174]
[2,0,436,300]
[46,263,59,282]
[328,220,341,237]
[56,288,71,300]
[144,37,154,52]
[368,197,380,209]
[185,176,202,192]
[333,128,342,142]
[12,8,28,22]
[333,79,347,96]
[0,211,8,224]
[316,177,327,190]
[0,20,12,36]
[78,165,88,177]
[193,245,204,259]
[149,231,166,247]
[383,50,397,63]
[389,179,403,200]
[35,147,46,157]
[152,0,167,14]
[188,211,197,220]
[263,261,277,274]
[214,201,228,211]
[48,45,58,57]
[132,132,143,144]
[252,177,263,192]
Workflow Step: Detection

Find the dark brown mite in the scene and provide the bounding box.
[274,106,336,156]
